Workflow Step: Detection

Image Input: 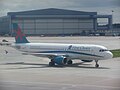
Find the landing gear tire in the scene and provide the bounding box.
[49,61,55,66]
[63,58,67,64]
[67,60,73,65]
[95,60,99,68]
[95,64,99,68]
[49,59,55,66]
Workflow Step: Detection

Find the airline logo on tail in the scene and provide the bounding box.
[13,23,29,43]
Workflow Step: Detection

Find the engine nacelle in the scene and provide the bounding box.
[54,56,67,65]
[81,60,93,62]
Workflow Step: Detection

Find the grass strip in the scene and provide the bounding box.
[110,49,120,58]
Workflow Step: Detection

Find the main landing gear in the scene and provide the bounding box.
[95,60,99,68]
[49,59,55,66]
[67,60,73,65]
[49,59,73,66]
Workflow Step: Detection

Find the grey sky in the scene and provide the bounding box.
[0,0,120,23]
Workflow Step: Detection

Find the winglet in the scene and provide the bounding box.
[13,23,29,43]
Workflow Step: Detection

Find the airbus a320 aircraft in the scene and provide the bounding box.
[2,23,113,68]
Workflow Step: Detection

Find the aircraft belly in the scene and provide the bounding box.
[69,53,101,60]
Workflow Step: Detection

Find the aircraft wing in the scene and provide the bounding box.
[22,52,69,59]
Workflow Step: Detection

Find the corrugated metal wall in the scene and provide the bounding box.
[0,16,10,35]
[12,18,94,35]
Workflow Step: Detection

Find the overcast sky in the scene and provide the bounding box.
[0,0,120,23]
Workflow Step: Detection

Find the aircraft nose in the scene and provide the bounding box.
[105,51,113,59]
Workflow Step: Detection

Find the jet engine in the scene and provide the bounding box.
[54,56,67,65]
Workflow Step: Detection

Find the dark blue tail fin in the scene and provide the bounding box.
[13,23,29,43]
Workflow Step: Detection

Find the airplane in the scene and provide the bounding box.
[1,23,113,68]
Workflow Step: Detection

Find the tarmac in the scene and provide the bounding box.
[0,36,120,90]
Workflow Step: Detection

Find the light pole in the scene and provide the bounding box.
[111,10,114,23]
[111,10,114,35]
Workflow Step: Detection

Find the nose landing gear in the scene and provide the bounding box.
[95,60,99,68]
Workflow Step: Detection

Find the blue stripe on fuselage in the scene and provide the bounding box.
[34,51,103,57]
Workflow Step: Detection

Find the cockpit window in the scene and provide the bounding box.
[99,49,108,52]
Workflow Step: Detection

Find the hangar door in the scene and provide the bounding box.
[12,18,94,35]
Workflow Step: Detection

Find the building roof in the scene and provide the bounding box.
[8,8,97,16]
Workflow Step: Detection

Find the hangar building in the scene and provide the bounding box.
[0,8,112,36]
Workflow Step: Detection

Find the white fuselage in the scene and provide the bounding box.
[11,43,113,61]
